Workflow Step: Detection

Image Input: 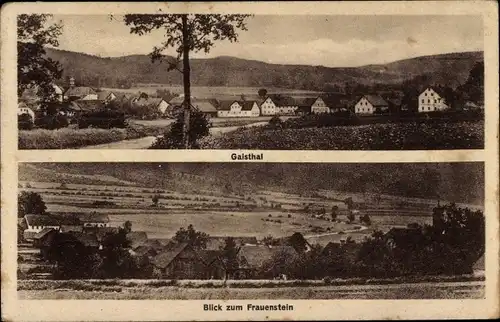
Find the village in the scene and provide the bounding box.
[18,75,484,126]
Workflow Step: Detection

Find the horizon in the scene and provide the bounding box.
[47,15,483,68]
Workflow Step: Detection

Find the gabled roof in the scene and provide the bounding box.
[133,97,166,108]
[363,95,388,107]
[296,97,318,107]
[97,91,116,101]
[71,232,100,248]
[33,228,57,240]
[65,86,97,97]
[240,101,258,111]
[168,96,186,105]
[423,86,446,98]
[60,225,83,233]
[270,95,297,107]
[192,99,218,113]
[238,245,296,269]
[217,100,240,111]
[196,250,224,265]
[151,242,190,269]
[72,100,105,112]
[87,226,118,241]
[25,214,60,227]
[133,245,159,257]
[51,213,83,225]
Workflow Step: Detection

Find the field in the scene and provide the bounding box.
[18,175,474,244]
[199,120,484,150]
[103,85,321,98]
[18,278,485,300]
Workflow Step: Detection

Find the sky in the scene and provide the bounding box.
[49,15,483,67]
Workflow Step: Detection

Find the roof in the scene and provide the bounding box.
[363,95,388,107]
[151,243,190,269]
[217,100,239,111]
[126,231,148,248]
[142,238,168,250]
[84,226,118,241]
[72,100,105,112]
[387,98,402,106]
[296,97,318,107]
[269,95,297,107]
[97,91,116,101]
[71,232,100,248]
[240,101,257,111]
[133,97,166,108]
[23,231,37,241]
[133,245,159,257]
[192,100,218,113]
[65,86,97,97]
[25,215,60,227]
[425,86,446,97]
[168,96,186,105]
[33,228,57,240]
[51,213,83,225]
[76,213,110,223]
[238,245,297,269]
[196,250,223,265]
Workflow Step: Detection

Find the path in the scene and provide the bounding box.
[81,121,268,149]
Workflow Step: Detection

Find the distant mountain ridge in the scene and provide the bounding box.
[44,48,483,90]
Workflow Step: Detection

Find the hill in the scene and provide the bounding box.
[19,163,484,205]
[45,48,483,91]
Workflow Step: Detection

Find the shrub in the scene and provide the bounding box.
[18,113,34,130]
[78,110,127,129]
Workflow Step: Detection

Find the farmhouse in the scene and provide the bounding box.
[418,87,449,112]
[18,102,36,120]
[70,100,105,114]
[97,91,118,103]
[258,97,277,116]
[354,95,389,115]
[192,99,218,118]
[133,97,170,115]
[271,96,299,115]
[64,77,98,101]
[240,101,261,117]
[23,215,61,241]
[151,243,226,279]
[216,100,244,117]
[235,245,297,279]
[310,97,330,114]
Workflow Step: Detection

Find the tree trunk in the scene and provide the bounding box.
[181,14,191,149]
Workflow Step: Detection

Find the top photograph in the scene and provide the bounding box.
[17,14,484,150]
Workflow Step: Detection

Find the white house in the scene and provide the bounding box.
[418,87,449,113]
[272,96,299,115]
[24,214,61,234]
[259,97,277,116]
[77,213,110,228]
[240,101,261,117]
[310,97,330,114]
[354,95,389,115]
[217,100,244,117]
[18,102,36,120]
[53,84,64,102]
[64,77,98,101]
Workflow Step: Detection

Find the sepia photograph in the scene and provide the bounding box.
[16,14,485,150]
[17,162,485,300]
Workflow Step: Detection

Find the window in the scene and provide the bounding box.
[422,99,424,103]
[428,99,430,103]
[425,93,427,96]
[431,93,434,96]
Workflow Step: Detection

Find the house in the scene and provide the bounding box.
[18,102,36,120]
[271,96,298,115]
[235,245,297,279]
[133,97,170,115]
[97,91,118,103]
[295,97,319,115]
[418,87,449,113]
[64,77,98,101]
[32,228,58,248]
[71,100,106,114]
[24,215,61,236]
[20,84,64,103]
[258,97,277,116]
[192,99,218,118]
[216,100,244,118]
[310,97,330,114]
[354,95,389,115]
[76,212,110,228]
[240,101,261,117]
[151,243,223,279]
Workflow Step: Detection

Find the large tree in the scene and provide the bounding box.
[123,14,252,148]
[18,191,47,217]
[17,14,63,101]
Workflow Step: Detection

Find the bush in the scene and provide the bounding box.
[18,113,34,130]
[78,110,127,129]
[37,114,69,130]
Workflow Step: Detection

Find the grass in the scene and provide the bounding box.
[199,120,484,150]
[18,276,485,300]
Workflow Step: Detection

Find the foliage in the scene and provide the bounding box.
[37,114,69,130]
[268,115,282,129]
[19,127,147,149]
[199,120,484,150]
[78,110,127,129]
[258,88,267,98]
[152,195,160,206]
[172,224,209,249]
[18,113,34,130]
[17,14,63,100]
[150,109,210,149]
[18,191,47,217]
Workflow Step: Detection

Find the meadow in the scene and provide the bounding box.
[199,120,484,150]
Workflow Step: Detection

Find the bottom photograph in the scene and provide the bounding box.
[17,162,485,300]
